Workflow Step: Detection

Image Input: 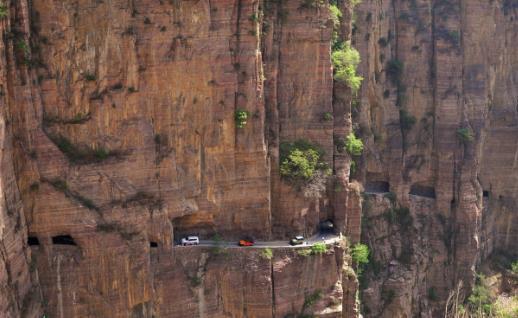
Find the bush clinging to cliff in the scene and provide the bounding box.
[0,4,7,19]
[280,140,330,182]
[344,133,364,156]
[457,127,474,143]
[332,42,363,93]
[351,243,370,265]
[234,109,249,128]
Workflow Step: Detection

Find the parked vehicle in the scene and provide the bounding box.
[290,235,305,246]
[238,237,255,246]
[181,236,199,246]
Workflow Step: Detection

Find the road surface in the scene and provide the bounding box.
[176,233,341,249]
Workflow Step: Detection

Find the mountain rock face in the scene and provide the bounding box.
[0,0,359,317]
[353,0,518,316]
[0,0,516,318]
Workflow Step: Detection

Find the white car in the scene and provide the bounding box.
[181,236,199,246]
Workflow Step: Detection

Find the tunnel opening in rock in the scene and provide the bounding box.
[28,236,40,246]
[172,213,215,243]
[150,241,158,248]
[364,181,390,193]
[52,235,77,246]
[483,190,490,198]
[409,184,436,199]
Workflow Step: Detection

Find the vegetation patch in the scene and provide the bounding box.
[351,243,370,265]
[261,248,273,260]
[280,139,330,182]
[512,260,518,274]
[302,290,322,312]
[234,109,250,128]
[112,191,163,210]
[383,207,413,232]
[386,59,404,85]
[344,133,364,156]
[46,178,99,211]
[310,243,327,255]
[47,133,121,164]
[43,112,91,125]
[428,287,438,301]
[457,127,474,143]
[299,0,325,9]
[399,109,416,131]
[332,41,363,93]
[322,112,333,122]
[0,3,7,19]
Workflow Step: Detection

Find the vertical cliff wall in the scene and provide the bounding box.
[0,0,516,317]
[353,0,518,316]
[0,0,361,317]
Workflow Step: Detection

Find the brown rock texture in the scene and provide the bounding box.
[0,0,516,317]
[0,0,360,317]
[353,0,518,316]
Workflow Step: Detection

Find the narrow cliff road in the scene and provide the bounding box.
[176,233,341,249]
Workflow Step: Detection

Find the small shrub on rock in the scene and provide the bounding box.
[332,41,363,93]
[344,133,364,156]
[310,243,327,255]
[457,127,474,143]
[351,243,369,265]
[280,140,330,182]
[234,109,249,128]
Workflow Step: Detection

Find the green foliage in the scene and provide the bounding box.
[428,287,438,301]
[234,109,249,128]
[322,112,333,122]
[457,127,474,143]
[190,276,202,287]
[297,248,312,257]
[302,290,322,311]
[383,207,413,232]
[384,192,397,204]
[84,73,96,81]
[329,4,342,30]
[300,0,325,9]
[310,243,327,255]
[0,4,7,19]
[386,59,404,85]
[399,109,416,131]
[351,0,362,7]
[351,243,370,265]
[261,248,273,260]
[49,178,68,192]
[47,178,99,211]
[350,160,357,175]
[47,134,118,164]
[280,140,329,182]
[249,13,259,22]
[467,275,494,315]
[511,260,518,274]
[344,133,364,156]
[332,42,363,92]
[17,40,29,54]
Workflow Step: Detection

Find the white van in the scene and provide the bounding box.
[181,236,200,246]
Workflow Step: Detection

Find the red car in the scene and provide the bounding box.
[239,239,254,246]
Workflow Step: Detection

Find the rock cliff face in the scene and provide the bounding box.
[1,0,360,317]
[0,0,516,317]
[353,0,518,316]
